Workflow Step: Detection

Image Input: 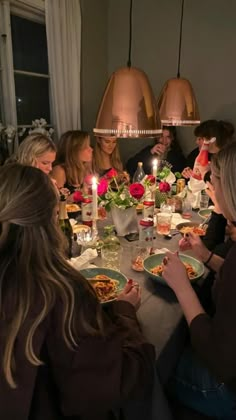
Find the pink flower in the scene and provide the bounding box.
[146,175,156,185]
[73,190,84,202]
[129,183,145,200]
[97,178,108,196]
[105,168,118,179]
[159,181,171,193]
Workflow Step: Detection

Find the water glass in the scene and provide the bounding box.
[182,199,192,219]
[200,192,209,209]
[76,228,98,252]
[156,213,172,235]
[131,245,149,272]
[101,246,122,271]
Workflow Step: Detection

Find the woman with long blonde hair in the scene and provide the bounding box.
[0,164,154,419]
[7,133,56,174]
[162,143,236,418]
[52,130,93,192]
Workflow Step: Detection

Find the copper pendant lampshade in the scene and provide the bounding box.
[158,0,200,126]
[93,0,162,138]
[94,66,162,138]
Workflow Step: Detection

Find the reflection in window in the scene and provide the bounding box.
[15,74,50,125]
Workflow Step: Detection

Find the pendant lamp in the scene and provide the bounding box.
[93,0,162,138]
[158,0,200,126]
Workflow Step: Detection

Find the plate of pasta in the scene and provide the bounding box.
[143,253,204,286]
[176,222,206,236]
[79,267,127,304]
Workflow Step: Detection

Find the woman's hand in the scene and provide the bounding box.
[226,221,236,241]
[162,252,190,295]
[150,143,166,156]
[182,167,193,179]
[181,232,211,262]
[117,280,141,311]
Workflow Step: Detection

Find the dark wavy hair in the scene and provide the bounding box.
[194,120,235,149]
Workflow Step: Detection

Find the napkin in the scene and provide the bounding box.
[171,213,190,229]
[69,248,98,270]
[153,248,170,254]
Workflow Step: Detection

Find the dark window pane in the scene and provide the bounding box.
[15,74,50,125]
[11,15,48,74]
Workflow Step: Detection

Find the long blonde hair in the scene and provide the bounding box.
[93,137,123,174]
[0,164,103,388]
[211,142,236,221]
[7,134,56,166]
[56,130,91,186]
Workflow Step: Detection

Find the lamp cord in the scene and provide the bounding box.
[127,0,133,67]
[177,0,185,78]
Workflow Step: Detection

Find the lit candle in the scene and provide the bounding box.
[92,177,98,220]
[152,159,158,177]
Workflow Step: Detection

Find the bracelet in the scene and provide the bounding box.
[204,251,214,267]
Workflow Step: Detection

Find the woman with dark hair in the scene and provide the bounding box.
[126,126,186,178]
[185,119,235,172]
[0,164,155,419]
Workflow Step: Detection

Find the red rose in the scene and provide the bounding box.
[73,190,84,202]
[146,175,156,185]
[129,183,145,200]
[159,181,171,193]
[97,178,108,196]
[105,168,118,179]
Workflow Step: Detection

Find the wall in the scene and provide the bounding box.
[106,0,236,164]
[80,0,108,142]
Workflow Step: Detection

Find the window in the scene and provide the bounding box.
[0,1,50,128]
[11,14,50,125]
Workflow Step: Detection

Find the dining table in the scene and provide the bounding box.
[95,210,205,385]
[74,209,206,420]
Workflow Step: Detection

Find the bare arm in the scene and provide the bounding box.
[51,165,66,189]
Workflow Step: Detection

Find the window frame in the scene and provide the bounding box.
[0,0,50,129]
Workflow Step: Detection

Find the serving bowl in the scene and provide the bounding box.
[143,253,204,286]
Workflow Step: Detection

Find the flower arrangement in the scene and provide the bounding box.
[28,118,54,138]
[0,123,16,164]
[97,169,145,211]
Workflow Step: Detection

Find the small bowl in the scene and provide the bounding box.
[66,204,81,218]
[72,224,91,234]
[79,267,127,304]
[176,222,206,236]
[198,209,212,220]
[143,253,204,286]
[136,203,144,213]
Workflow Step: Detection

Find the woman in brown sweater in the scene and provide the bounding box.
[0,164,155,420]
[162,142,236,419]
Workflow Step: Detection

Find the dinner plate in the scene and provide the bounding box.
[79,267,127,304]
[143,253,204,286]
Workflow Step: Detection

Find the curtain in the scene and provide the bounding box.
[45,0,81,139]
